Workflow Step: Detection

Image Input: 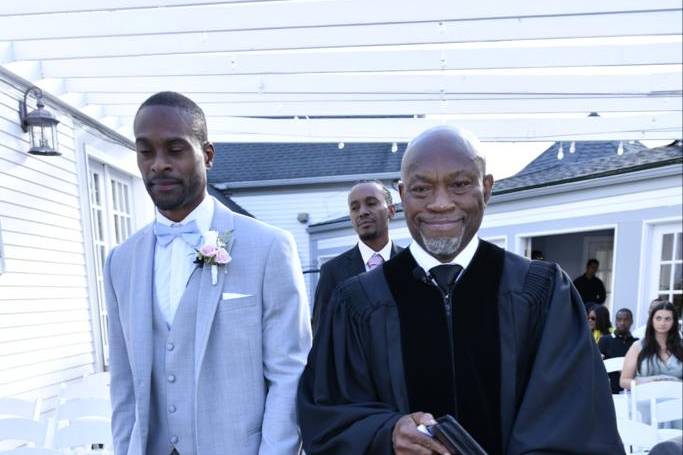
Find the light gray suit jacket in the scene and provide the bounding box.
[104,199,312,455]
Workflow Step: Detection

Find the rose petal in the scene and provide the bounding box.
[215,248,231,264]
[200,245,218,257]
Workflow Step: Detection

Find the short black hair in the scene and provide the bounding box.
[587,258,599,268]
[136,91,208,144]
[616,308,633,318]
[353,180,393,206]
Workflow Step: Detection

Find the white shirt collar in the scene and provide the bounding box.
[409,235,479,275]
[155,193,214,234]
[358,238,393,268]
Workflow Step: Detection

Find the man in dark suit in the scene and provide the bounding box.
[299,127,624,454]
[311,181,402,334]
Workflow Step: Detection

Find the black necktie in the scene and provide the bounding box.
[430,264,463,294]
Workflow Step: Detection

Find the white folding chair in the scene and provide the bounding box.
[652,398,683,428]
[617,418,659,454]
[59,375,110,401]
[54,397,111,426]
[604,357,625,373]
[0,417,48,446]
[0,397,42,420]
[630,381,683,424]
[51,419,112,451]
[613,394,630,421]
[3,449,63,455]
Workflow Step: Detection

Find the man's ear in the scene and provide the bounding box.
[483,174,494,204]
[387,203,396,219]
[398,180,405,202]
[204,142,215,169]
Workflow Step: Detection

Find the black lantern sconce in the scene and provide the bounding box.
[19,86,60,156]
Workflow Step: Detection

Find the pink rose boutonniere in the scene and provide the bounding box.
[195,230,234,285]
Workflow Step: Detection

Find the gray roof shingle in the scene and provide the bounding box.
[208,142,406,185]
[494,140,682,194]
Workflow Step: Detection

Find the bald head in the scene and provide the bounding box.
[401,126,486,181]
[398,126,494,262]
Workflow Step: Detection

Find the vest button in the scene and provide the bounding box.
[167,374,176,383]
[167,342,175,351]
[171,435,179,444]
[168,404,176,414]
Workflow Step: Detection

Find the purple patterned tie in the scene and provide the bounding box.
[367,253,384,270]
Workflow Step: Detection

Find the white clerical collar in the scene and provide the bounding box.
[357,238,393,266]
[409,235,479,276]
[155,193,214,234]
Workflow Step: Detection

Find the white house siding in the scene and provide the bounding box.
[0,76,146,414]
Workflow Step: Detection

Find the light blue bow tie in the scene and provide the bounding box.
[153,219,202,248]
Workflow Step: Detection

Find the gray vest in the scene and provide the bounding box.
[148,268,200,455]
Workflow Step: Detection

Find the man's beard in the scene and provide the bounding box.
[421,233,462,259]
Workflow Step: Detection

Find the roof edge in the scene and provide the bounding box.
[491,160,682,203]
[213,171,401,190]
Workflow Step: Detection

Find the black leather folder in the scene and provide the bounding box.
[427,415,488,455]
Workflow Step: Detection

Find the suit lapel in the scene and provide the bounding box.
[129,227,155,392]
[347,245,366,276]
[194,200,235,378]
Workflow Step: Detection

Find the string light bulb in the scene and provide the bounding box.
[569,141,576,154]
[338,142,345,149]
[391,142,398,153]
[617,141,624,155]
[557,142,564,160]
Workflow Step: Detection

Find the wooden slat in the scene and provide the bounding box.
[0,298,90,314]
[0,203,83,231]
[0,320,91,343]
[0,332,93,356]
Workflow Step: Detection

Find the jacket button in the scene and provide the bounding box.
[168,404,176,414]
[167,342,175,351]
[167,375,176,383]
[171,436,179,444]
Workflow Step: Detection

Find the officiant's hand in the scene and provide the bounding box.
[392,412,451,455]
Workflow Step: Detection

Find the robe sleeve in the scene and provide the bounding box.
[507,265,625,455]
[298,282,402,455]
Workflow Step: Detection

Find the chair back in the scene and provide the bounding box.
[3,449,63,455]
[652,398,683,427]
[54,397,111,426]
[604,357,625,373]
[0,418,47,445]
[0,397,41,420]
[51,419,112,450]
[630,380,683,423]
[59,375,110,401]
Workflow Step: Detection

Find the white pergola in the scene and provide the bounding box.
[1,0,681,142]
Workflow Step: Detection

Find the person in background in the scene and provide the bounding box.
[598,308,638,393]
[620,300,683,390]
[589,305,613,343]
[311,180,402,335]
[573,259,607,312]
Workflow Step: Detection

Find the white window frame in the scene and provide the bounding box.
[638,217,683,326]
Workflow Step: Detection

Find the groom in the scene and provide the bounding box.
[104,91,312,455]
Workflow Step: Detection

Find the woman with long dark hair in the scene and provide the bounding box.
[620,300,683,390]
[588,305,612,343]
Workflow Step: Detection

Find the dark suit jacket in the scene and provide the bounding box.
[311,241,402,335]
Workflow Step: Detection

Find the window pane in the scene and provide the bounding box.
[672,294,682,317]
[662,233,674,261]
[676,233,682,260]
[123,186,130,214]
[96,210,104,240]
[111,180,118,210]
[114,214,120,243]
[659,264,672,291]
[674,264,682,291]
[93,173,101,205]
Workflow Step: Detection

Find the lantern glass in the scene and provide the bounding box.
[28,122,57,155]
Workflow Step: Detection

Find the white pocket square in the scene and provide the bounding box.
[222,292,252,300]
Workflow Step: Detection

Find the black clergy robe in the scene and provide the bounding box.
[298,241,624,455]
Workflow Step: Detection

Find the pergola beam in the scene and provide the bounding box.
[0,1,679,41]
[95,97,683,117]
[8,11,682,61]
[37,42,681,78]
[111,112,683,142]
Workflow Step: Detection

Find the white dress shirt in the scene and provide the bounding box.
[154,195,214,325]
[358,239,394,271]
[409,235,479,281]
